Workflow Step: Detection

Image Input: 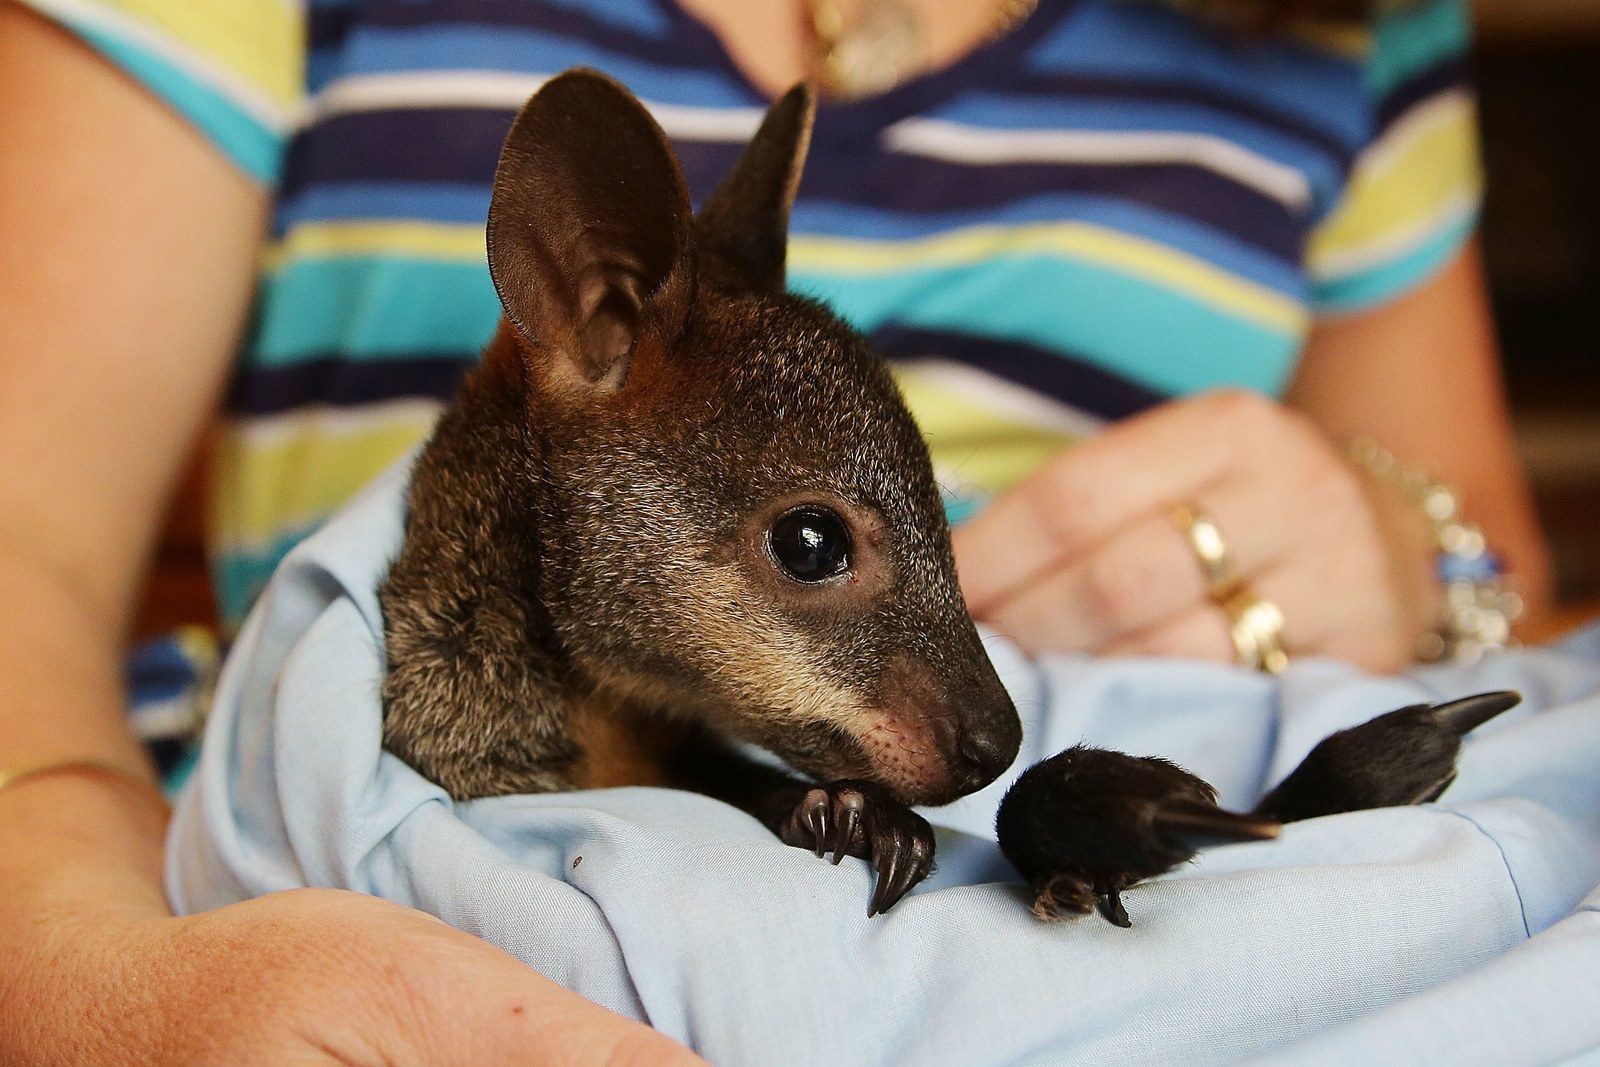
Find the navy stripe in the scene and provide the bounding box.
[281,109,513,199]
[281,111,1303,262]
[342,0,676,46]
[225,334,1162,425]
[309,5,355,51]
[1376,55,1471,132]
[872,326,1166,421]
[226,356,475,416]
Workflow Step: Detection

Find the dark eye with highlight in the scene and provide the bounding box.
[769,507,851,583]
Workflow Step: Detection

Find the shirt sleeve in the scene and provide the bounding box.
[1305,0,1482,313]
[17,0,306,185]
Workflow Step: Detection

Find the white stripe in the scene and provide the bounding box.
[306,70,765,141]
[24,0,300,132]
[883,117,1312,212]
[895,360,1106,439]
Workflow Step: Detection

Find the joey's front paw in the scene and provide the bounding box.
[781,779,935,916]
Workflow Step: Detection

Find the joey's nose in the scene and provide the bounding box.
[960,726,1015,780]
[956,699,1022,791]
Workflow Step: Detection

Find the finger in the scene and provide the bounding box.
[1102,554,1406,672]
[980,509,1208,654]
[955,390,1279,613]
[978,475,1305,654]
[1100,601,1236,662]
[388,924,710,1067]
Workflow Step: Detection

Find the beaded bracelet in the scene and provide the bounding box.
[1346,437,1523,665]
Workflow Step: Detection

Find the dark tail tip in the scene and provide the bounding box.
[1430,690,1522,737]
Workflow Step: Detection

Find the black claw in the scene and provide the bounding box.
[869,845,904,917]
[1097,889,1131,928]
[803,792,829,857]
[831,805,859,865]
[779,780,938,916]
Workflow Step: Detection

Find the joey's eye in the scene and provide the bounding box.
[769,507,851,583]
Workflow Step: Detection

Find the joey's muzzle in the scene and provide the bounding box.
[865,655,1021,806]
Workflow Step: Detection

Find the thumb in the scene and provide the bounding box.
[377,918,709,1067]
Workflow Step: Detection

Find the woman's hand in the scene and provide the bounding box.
[14,885,708,1067]
[952,388,1437,673]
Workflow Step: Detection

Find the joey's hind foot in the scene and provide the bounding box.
[1253,690,1521,823]
[781,779,935,916]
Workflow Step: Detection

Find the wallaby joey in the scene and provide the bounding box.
[379,69,1022,916]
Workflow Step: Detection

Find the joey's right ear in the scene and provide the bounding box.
[487,69,694,391]
[694,81,816,295]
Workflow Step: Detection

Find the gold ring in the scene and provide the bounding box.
[1169,501,1236,598]
[1222,587,1289,674]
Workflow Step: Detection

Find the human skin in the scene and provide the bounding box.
[0,5,706,1063]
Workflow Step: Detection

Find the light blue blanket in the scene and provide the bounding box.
[167,457,1600,1066]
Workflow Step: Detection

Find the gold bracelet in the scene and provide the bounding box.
[0,760,170,815]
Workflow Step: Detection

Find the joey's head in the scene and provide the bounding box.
[483,70,1020,806]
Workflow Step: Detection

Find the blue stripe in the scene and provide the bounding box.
[1029,0,1369,150]
[790,256,1301,397]
[790,195,1309,299]
[276,182,492,231]
[255,259,499,365]
[342,24,754,107]
[216,528,320,628]
[67,21,284,184]
[1314,210,1477,313]
[307,48,347,95]
[1368,0,1472,100]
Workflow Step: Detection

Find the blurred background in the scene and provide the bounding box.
[1476,0,1600,628]
[131,0,1600,646]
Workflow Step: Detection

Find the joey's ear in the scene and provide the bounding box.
[487,68,694,390]
[694,81,816,295]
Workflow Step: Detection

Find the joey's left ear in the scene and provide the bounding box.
[694,82,816,295]
[487,69,695,392]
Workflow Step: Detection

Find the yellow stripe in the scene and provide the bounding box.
[789,222,1306,336]
[263,221,487,272]
[894,370,1080,496]
[213,409,439,550]
[1307,95,1481,273]
[98,0,303,108]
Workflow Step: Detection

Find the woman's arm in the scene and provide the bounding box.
[0,7,704,1062]
[1286,238,1554,629]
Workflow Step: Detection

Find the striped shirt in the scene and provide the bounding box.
[24,0,1484,630]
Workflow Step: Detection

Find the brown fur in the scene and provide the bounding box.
[379,70,1020,826]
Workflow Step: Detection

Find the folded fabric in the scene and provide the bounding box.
[168,455,1600,1066]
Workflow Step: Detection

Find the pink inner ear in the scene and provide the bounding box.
[578,294,637,387]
